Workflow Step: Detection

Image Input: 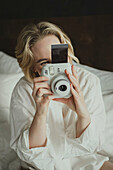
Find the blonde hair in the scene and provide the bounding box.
[15,21,79,82]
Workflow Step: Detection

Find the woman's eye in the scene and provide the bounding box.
[40,61,50,65]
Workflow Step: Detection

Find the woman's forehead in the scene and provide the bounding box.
[31,35,60,60]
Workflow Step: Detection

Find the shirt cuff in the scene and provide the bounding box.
[16,124,52,169]
[65,116,105,156]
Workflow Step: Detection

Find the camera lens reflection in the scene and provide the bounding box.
[59,85,67,91]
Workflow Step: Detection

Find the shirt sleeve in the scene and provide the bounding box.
[10,82,52,170]
[65,75,107,156]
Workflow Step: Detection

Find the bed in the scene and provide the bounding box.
[0,15,113,170]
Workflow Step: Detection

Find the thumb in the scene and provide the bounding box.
[53,98,67,104]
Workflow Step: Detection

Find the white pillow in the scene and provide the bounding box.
[76,63,113,94]
[0,108,9,123]
[0,73,24,122]
[0,73,24,108]
[0,51,22,74]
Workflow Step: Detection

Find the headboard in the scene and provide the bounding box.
[0,15,113,71]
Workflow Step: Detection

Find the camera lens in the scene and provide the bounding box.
[59,85,67,91]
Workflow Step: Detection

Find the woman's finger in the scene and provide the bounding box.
[36,88,53,97]
[71,65,79,82]
[33,76,49,83]
[67,73,81,94]
[70,83,78,99]
[37,93,56,104]
[33,76,50,97]
[32,82,50,97]
[35,82,50,90]
[65,69,77,83]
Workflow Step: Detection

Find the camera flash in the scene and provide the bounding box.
[49,66,54,75]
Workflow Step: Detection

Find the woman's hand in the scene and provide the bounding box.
[32,76,55,117]
[29,76,55,148]
[53,65,89,118]
[53,65,91,137]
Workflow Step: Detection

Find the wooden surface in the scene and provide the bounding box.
[0,15,113,71]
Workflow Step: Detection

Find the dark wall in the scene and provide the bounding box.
[0,15,113,71]
[0,0,113,19]
[0,1,113,71]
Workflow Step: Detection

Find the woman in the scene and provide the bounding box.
[10,21,113,170]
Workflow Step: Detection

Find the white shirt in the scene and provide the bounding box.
[10,65,109,170]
